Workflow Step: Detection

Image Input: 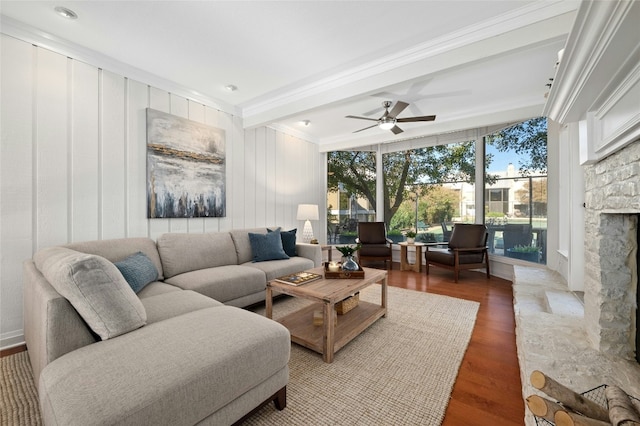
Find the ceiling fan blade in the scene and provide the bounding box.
[345,115,378,122]
[388,101,409,118]
[353,124,379,133]
[396,115,436,123]
[390,125,404,135]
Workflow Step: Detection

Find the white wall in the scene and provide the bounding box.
[0,34,322,349]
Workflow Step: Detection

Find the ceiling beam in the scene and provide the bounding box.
[242,2,578,130]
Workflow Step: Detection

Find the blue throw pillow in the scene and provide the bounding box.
[249,230,289,262]
[268,227,297,257]
[114,252,159,293]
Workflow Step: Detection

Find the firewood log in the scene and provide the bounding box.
[605,385,640,426]
[530,371,610,422]
[555,410,612,426]
[527,394,565,421]
[632,400,640,419]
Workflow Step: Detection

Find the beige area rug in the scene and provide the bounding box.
[0,351,41,426]
[248,284,479,425]
[0,285,478,426]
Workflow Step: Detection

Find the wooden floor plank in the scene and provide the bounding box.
[386,265,524,425]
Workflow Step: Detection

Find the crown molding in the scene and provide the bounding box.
[0,16,241,117]
[543,0,639,123]
[242,0,578,121]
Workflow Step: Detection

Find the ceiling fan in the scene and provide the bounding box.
[345,100,436,135]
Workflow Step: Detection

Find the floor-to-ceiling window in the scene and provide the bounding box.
[485,117,548,264]
[326,117,547,264]
[384,142,476,243]
[327,151,376,244]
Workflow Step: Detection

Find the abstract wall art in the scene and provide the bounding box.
[146,108,226,218]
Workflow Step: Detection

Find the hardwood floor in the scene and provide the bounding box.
[2,264,525,425]
[385,264,525,426]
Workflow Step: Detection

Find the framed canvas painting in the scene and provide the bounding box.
[146,108,226,218]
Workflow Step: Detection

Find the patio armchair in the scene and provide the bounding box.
[441,222,453,242]
[502,223,533,251]
[356,222,393,270]
[425,223,490,282]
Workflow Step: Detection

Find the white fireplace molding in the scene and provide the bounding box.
[543,0,640,164]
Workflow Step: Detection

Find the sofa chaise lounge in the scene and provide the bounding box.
[23,227,322,425]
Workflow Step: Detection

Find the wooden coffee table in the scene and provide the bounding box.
[266,266,387,363]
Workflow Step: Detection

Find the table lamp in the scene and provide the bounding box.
[296,204,319,243]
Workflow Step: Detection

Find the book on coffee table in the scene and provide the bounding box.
[275,271,322,286]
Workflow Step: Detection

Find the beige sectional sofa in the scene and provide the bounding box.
[23,227,322,425]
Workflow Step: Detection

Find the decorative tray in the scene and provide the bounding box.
[323,262,365,279]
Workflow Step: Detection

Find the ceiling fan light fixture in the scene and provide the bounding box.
[378,117,396,130]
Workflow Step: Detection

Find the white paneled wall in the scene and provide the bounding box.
[0,34,323,349]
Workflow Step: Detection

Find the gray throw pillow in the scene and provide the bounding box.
[248,229,289,262]
[34,246,147,340]
[114,251,159,293]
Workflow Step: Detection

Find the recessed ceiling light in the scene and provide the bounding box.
[54,6,78,20]
[224,84,238,92]
[301,120,311,127]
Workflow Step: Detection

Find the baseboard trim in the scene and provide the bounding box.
[1,331,26,353]
[0,343,26,358]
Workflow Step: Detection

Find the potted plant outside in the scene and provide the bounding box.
[387,229,404,244]
[506,245,540,262]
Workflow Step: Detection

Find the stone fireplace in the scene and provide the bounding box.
[584,140,640,361]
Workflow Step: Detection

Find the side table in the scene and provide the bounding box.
[398,242,425,273]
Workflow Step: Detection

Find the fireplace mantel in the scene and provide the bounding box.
[543,0,640,164]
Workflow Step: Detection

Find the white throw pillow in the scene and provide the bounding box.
[34,246,147,340]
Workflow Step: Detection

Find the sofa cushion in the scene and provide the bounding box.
[164,265,267,303]
[268,227,297,257]
[244,256,315,281]
[39,306,290,426]
[65,237,164,280]
[136,282,181,299]
[114,251,158,293]
[249,229,289,262]
[34,247,146,340]
[157,232,238,278]
[140,290,222,324]
[229,228,271,264]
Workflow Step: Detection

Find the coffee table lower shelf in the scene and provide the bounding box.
[277,300,385,360]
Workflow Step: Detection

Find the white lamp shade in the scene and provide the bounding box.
[296,204,319,221]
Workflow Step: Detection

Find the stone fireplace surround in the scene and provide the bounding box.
[584,140,640,360]
[516,140,640,425]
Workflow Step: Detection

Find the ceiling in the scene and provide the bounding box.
[0,1,579,151]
